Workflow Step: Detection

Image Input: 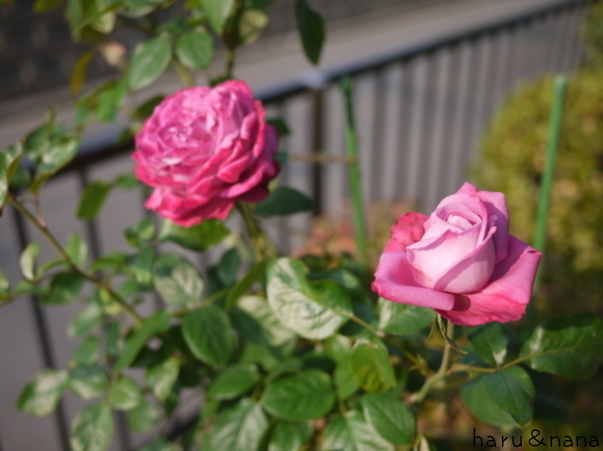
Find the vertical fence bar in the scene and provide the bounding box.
[447,39,472,194]
[404,55,429,205]
[370,67,387,204]
[425,47,452,210]
[310,88,324,215]
[11,206,71,451]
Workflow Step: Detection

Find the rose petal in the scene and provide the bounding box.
[436,235,542,326]
[372,252,456,310]
[456,182,509,262]
[433,226,496,293]
[407,222,486,288]
[384,212,428,253]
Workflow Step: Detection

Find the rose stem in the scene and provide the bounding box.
[528,75,567,327]
[235,202,273,262]
[8,195,144,325]
[340,76,369,266]
[409,318,454,403]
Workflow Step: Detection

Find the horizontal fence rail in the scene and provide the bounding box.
[0,0,590,450]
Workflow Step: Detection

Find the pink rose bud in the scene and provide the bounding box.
[372,182,542,326]
[132,80,280,226]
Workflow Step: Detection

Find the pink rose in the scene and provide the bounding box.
[132,80,280,226]
[372,182,542,326]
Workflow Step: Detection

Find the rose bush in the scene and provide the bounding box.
[372,182,542,326]
[133,80,280,226]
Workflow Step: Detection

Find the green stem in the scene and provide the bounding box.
[410,320,454,403]
[340,77,369,266]
[8,196,144,325]
[172,59,195,88]
[533,75,566,293]
[225,47,235,80]
[343,311,384,338]
[235,202,274,262]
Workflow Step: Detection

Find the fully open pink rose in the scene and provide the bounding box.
[132,80,280,226]
[372,182,542,326]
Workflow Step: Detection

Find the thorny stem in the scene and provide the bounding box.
[8,195,144,325]
[410,319,454,403]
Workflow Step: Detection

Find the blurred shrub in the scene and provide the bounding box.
[581,1,603,67]
[473,68,603,316]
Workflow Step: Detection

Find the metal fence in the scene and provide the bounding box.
[0,0,589,450]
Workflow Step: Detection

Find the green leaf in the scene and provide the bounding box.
[350,338,396,393]
[208,363,260,400]
[127,399,161,432]
[237,9,268,45]
[520,312,603,380]
[146,357,180,402]
[268,421,312,451]
[73,336,100,366]
[209,399,268,451]
[68,366,109,400]
[70,50,96,95]
[266,258,352,339]
[159,218,229,252]
[238,295,296,346]
[31,135,80,195]
[41,273,85,305]
[9,164,31,189]
[229,306,267,344]
[322,411,394,451]
[77,181,112,220]
[125,217,155,248]
[105,321,121,358]
[468,323,509,366]
[294,0,325,65]
[96,79,128,122]
[108,376,142,411]
[378,298,434,335]
[68,303,102,337]
[217,248,241,286]
[66,233,88,266]
[70,404,113,451]
[361,393,415,445]
[203,0,234,34]
[182,304,235,366]
[128,33,172,90]
[256,187,313,217]
[175,27,214,69]
[34,0,64,11]
[114,310,172,372]
[482,367,535,426]
[17,369,68,416]
[261,369,335,421]
[141,438,177,451]
[0,142,23,209]
[267,118,290,137]
[461,372,521,427]
[225,261,266,308]
[20,242,41,281]
[153,253,204,308]
[129,246,154,285]
[334,354,359,400]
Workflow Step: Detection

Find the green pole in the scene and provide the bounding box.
[532,75,567,295]
[340,77,368,266]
